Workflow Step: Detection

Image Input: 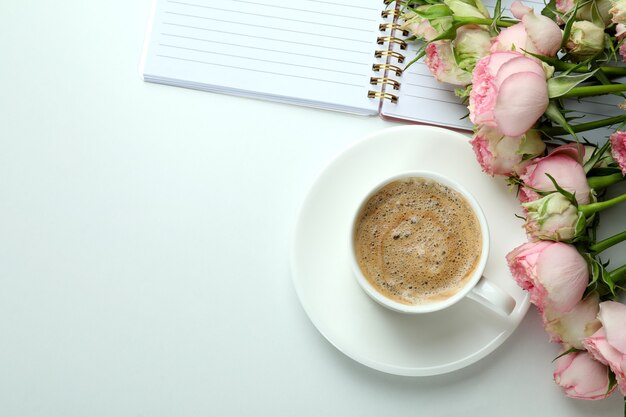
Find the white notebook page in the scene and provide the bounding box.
[381,0,625,136]
[141,0,385,114]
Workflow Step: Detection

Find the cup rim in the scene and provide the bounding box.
[349,170,490,314]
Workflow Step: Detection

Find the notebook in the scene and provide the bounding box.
[140,0,624,132]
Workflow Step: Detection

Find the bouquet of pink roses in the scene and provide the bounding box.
[397,0,626,409]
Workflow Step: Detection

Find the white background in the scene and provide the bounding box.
[1,1,624,416]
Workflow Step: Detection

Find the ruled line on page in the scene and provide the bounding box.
[402,93,467,106]
[162,23,372,54]
[165,2,373,31]
[223,0,379,21]
[299,0,379,10]
[161,33,370,64]
[159,44,369,76]
[155,55,366,87]
[164,11,371,42]
[404,80,456,93]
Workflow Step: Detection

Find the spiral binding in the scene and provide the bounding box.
[370,77,401,90]
[367,91,399,103]
[372,63,403,76]
[368,0,406,104]
[374,50,405,63]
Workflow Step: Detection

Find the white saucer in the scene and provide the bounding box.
[290,125,530,376]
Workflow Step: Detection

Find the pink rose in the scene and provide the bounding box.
[506,241,588,314]
[469,126,545,176]
[425,41,472,86]
[610,131,626,175]
[469,51,549,137]
[543,292,601,349]
[554,351,615,400]
[583,301,626,395]
[518,144,591,205]
[490,1,562,57]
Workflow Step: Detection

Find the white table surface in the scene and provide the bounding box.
[1,2,624,416]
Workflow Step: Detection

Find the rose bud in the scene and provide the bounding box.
[506,241,588,314]
[522,193,584,242]
[425,41,472,86]
[554,350,616,400]
[469,51,549,137]
[518,146,591,205]
[565,21,606,62]
[583,301,626,395]
[470,126,545,176]
[490,1,562,57]
[400,9,447,42]
[453,26,492,72]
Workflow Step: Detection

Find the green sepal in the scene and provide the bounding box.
[544,102,579,140]
[590,0,604,28]
[585,252,601,288]
[403,48,426,71]
[560,0,581,49]
[552,346,584,362]
[608,370,617,397]
[583,140,611,173]
[574,211,587,237]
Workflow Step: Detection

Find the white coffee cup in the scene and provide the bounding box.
[349,171,516,316]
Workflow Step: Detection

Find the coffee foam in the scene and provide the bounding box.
[354,177,482,306]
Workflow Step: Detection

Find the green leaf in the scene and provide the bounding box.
[591,0,604,28]
[491,0,503,33]
[413,4,452,18]
[547,71,599,98]
[541,0,557,19]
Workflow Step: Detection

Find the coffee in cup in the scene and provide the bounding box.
[350,171,515,315]
[353,175,482,306]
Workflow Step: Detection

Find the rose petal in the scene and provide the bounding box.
[511,0,533,19]
[599,301,626,352]
[522,13,563,56]
[495,56,546,87]
[536,243,588,313]
[493,71,548,136]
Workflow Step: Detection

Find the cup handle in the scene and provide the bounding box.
[466,276,516,317]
